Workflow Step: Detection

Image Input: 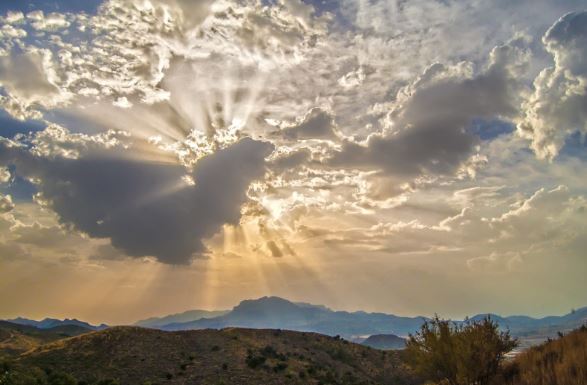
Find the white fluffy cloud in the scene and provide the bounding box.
[518,11,587,159]
[0,193,13,213]
[0,50,64,120]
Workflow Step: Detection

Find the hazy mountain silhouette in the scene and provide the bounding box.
[135,309,229,328]
[6,317,107,331]
[160,296,428,337]
[154,297,587,340]
[468,307,587,336]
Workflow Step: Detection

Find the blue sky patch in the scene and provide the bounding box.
[0,0,104,15]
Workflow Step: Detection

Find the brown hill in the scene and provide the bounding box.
[16,326,418,385]
[361,334,406,350]
[497,325,587,385]
[0,321,92,358]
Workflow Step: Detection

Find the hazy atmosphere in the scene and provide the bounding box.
[1,0,587,326]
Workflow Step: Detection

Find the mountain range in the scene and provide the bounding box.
[155,296,427,337]
[0,320,94,357]
[6,317,108,331]
[139,296,587,341]
[5,297,587,342]
[135,309,229,328]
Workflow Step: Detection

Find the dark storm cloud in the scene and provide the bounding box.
[328,42,527,181]
[0,137,273,264]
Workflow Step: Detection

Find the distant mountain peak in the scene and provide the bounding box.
[5,317,107,330]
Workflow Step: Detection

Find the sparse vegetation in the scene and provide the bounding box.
[10,321,582,385]
[4,326,417,385]
[495,325,587,385]
[405,316,517,385]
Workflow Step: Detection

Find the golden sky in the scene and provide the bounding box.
[0,0,586,324]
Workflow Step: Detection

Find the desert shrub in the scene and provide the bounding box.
[94,380,119,385]
[405,316,517,385]
[245,354,266,369]
[0,363,46,385]
[261,345,277,357]
[273,363,288,372]
[328,346,353,365]
[47,373,77,385]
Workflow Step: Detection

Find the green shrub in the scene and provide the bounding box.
[245,354,266,369]
[48,373,77,385]
[405,316,517,385]
[95,380,119,385]
[273,363,288,372]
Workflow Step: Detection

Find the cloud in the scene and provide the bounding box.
[269,148,312,174]
[0,193,13,213]
[0,132,273,264]
[327,40,529,188]
[26,10,70,31]
[467,251,523,273]
[276,108,338,140]
[0,242,30,261]
[266,240,283,258]
[518,11,587,160]
[0,50,64,120]
[0,166,10,183]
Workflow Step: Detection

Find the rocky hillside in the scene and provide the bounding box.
[15,326,418,385]
[0,321,92,358]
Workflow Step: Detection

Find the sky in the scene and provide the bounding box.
[0,0,586,325]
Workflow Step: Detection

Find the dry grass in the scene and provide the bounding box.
[496,325,587,385]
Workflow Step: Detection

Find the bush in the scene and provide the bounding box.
[272,363,288,372]
[245,354,266,369]
[95,380,120,385]
[405,316,517,385]
[48,373,77,385]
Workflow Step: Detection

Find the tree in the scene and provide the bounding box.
[405,316,517,385]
